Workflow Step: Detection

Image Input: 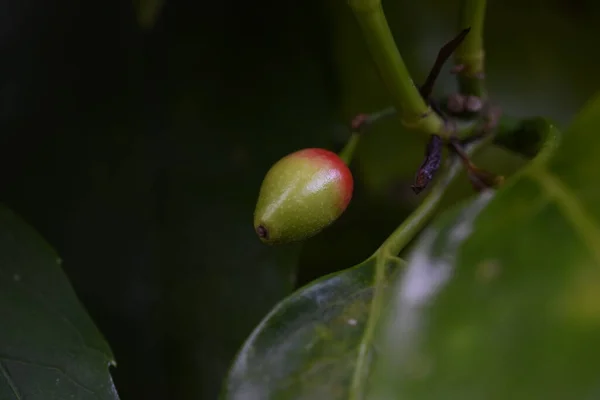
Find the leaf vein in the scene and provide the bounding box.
[0,359,22,400]
[530,168,600,266]
[0,354,96,395]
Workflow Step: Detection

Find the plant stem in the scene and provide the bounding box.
[339,106,399,165]
[339,133,361,165]
[378,135,491,257]
[350,132,491,400]
[348,0,446,138]
[455,0,487,98]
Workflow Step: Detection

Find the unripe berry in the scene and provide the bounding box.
[254,148,354,245]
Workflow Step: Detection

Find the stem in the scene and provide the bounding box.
[350,132,491,400]
[377,135,491,256]
[339,133,361,165]
[364,106,396,125]
[339,106,398,165]
[348,0,446,138]
[455,0,487,98]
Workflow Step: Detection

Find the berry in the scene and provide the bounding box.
[254,148,354,245]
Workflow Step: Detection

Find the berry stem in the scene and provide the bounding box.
[454,0,488,99]
[338,133,360,165]
[348,0,447,138]
[339,107,397,165]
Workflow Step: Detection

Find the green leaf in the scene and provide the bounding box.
[370,95,600,398]
[222,255,404,399]
[0,205,118,400]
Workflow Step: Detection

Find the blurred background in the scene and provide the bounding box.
[0,0,598,398]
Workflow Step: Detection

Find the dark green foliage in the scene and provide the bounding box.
[1,0,600,399]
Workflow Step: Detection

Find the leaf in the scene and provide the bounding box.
[370,95,600,398]
[222,255,404,399]
[0,205,118,399]
[0,1,340,398]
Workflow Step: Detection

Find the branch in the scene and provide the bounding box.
[348,0,447,138]
[454,0,488,98]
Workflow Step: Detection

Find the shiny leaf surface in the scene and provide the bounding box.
[0,205,118,399]
[372,95,600,398]
[223,255,403,399]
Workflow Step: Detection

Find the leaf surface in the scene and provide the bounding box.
[0,205,118,399]
[371,95,600,398]
[223,255,403,400]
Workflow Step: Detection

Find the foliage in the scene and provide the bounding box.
[1,0,600,399]
[0,206,118,399]
[223,0,600,398]
[371,103,600,398]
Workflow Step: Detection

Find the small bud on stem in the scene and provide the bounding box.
[412,135,444,194]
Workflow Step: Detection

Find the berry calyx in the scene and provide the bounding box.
[254,148,354,245]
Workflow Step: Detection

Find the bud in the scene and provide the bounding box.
[254,148,354,245]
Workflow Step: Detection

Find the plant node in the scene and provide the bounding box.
[412,135,444,194]
[465,95,484,112]
[349,106,396,134]
[447,93,467,114]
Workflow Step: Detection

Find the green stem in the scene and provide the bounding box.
[339,133,361,165]
[376,134,491,257]
[349,133,491,400]
[348,0,446,138]
[339,107,398,165]
[455,0,487,98]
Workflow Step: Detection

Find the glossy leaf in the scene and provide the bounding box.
[222,255,403,399]
[371,95,600,398]
[0,205,118,399]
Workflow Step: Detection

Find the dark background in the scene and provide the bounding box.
[0,0,598,398]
